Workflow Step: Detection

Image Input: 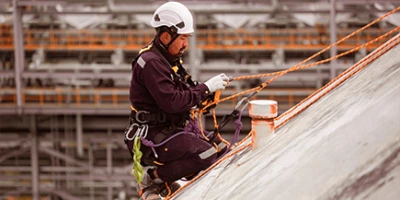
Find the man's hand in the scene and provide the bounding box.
[204,73,229,93]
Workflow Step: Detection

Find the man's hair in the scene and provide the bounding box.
[156,26,178,37]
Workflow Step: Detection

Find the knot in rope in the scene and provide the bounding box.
[184,118,202,137]
[230,110,243,147]
[140,138,154,146]
[141,138,158,159]
[234,112,243,130]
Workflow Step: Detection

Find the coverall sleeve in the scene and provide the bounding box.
[142,59,210,114]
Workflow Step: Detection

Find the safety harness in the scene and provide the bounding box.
[125,40,201,182]
[125,39,245,185]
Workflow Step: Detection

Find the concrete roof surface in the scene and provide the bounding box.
[173,37,400,200]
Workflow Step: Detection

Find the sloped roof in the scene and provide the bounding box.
[172,35,400,200]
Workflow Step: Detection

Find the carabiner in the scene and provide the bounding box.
[235,97,250,112]
[125,123,140,141]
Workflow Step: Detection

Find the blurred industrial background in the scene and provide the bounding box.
[0,0,399,199]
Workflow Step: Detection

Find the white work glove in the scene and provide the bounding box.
[204,73,229,93]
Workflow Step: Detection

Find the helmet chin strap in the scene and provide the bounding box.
[166,33,179,49]
[156,26,180,53]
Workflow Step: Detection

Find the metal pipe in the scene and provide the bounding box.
[9,8,391,15]
[189,12,198,81]
[39,146,91,169]
[89,143,95,200]
[30,115,40,200]
[330,0,338,80]
[0,146,30,164]
[249,100,278,149]
[76,114,84,157]
[107,1,277,13]
[107,129,113,200]
[12,0,24,115]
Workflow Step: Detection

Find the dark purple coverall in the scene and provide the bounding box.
[128,39,218,183]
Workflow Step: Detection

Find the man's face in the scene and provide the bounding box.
[168,34,190,57]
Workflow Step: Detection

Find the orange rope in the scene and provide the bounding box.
[163,7,400,200]
[233,26,399,81]
[275,34,400,129]
[164,182,172,197]
[196,112,210,141]
[218,134,231,148]
[212,108,218,129]
[164,141,253,200]
[232,6,400,82]
[263,26,399,85]
[277,33,400,121]
[203,26,399,111]
[206,108,231,147]
[199,7,400,111]
[166,35,400,199]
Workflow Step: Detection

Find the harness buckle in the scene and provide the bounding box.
[135,110,150,124]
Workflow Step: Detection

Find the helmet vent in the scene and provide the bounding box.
[154,14,161,22]
[175,21,185,29]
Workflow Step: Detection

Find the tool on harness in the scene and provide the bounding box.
[208,90,257,144]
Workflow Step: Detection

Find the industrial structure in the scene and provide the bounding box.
[0,0,399,199]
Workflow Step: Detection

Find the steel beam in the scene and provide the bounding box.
[0,107,130,115]
[107,129,113,200]
[5,7,391,15]
[0,146,30,164]
[76,114,84,157]
[39,146,92,169]
[335,0,400,3]
[88,143,95,200]
[0,174,134,181]
[189,12,198,81]
[22,71,131,79]
[0,187,30,200]
[12,0,24,115]
[41,188,80,200]
[0,165,132,174]
[329,0,338,80]
[17,0,67,6]
[30,115,39,200]
[0,105,250,116]
[0,71,14,78]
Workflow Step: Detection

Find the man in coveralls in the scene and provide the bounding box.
[125,2,229,200]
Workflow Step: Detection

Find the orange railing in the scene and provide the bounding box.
[197,28,393,50]
[0,87,313,110]
[0,24,395,51]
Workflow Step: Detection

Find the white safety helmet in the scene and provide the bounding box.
[151,2,194,34]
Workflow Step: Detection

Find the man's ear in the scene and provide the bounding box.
[159,31,171,45]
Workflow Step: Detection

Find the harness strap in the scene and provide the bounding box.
[137,125,175,167]
[153,127,174,144]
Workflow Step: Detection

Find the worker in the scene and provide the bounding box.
[124,2,229,200]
